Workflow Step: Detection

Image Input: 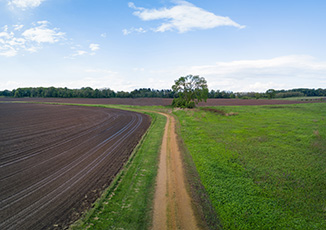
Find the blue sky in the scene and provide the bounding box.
[0,0,325,92]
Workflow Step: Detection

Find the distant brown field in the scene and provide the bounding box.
[1,97,324,106]
[0,103,150,230]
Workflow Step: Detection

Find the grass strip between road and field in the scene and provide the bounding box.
[68,106,166,230]
[173,103,326,229]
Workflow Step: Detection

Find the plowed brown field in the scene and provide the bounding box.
[0,103,150,230]
[1,97,324,106]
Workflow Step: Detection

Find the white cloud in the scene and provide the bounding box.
[89,43,100,51]
[25,46,38,53]
[128,1,245,33]
[184,55,326,91]
[71,50,87,57]
[61,68,135,91]
[65,43,100,59]
[13,25,24,31]
[247,82,286,92]
[0,46,17,57]
[0,31,12,40]
[7,37,25,46]
[0,80,22,89]
[122,27,146,35]
[0,22,97,58]
[0,22,65,57]
[22,22,65,43]
[8,0,46,9]
[122,29,130,36]
[133,67,145,72]
[188,55,326,76]
[85,68,117,75]
[128,2,137,9]
[36,20,49,25]
[143,55,326,92]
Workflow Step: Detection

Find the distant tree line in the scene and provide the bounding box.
[208,88,326,99]
[0,87,174,98]
[0,87,325,99]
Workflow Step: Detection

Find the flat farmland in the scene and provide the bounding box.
[1,97,324,106]
[0,103,150,230]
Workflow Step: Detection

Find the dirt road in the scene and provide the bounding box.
[152,113,198,230]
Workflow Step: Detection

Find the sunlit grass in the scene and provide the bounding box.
[174,103,326,229]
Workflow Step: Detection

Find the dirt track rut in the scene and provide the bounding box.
[152,113,198,229]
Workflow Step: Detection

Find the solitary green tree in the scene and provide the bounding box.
[172,75,208,108]
[266,89,276,99]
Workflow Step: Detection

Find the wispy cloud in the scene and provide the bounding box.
[0,22,100,58]
[85,68,118,75]
[66,43,100,59]
[62,68,135,91]
[0,46,18,57]
[8,0,46,10]
[13,24,24,31]
[0,21,65,57]
[22,21,64,43]
[89,43,100,51]
[142,55,326,92]
[127,1,245,33]
[185,55,326,91]
[122,27,146,35]
[188,55,326,77]
[70,50,88,57]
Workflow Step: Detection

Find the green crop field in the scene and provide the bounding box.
[174,103,326,229]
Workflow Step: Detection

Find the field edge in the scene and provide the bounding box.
[69,109,166,229]
[172,111,223,230]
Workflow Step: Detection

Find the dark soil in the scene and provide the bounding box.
[0,103,150,230]
[1,97,324,107]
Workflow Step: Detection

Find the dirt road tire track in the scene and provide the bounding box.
[0,103,150,230]
[152,113,198,230]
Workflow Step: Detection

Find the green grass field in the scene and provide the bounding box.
[174,103,326,229]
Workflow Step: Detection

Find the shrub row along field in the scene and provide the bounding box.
[174,103,326,229]
[0,103,150,230]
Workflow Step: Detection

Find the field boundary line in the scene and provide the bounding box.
[69,111,157,228]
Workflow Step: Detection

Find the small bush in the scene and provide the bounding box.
[172,98,186,108]
[172,98,196,108]
[187,101,195,108]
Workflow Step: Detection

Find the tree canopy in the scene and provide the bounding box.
[1,87,174,99]
[172,75,208,108]
[1,86,325,100]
